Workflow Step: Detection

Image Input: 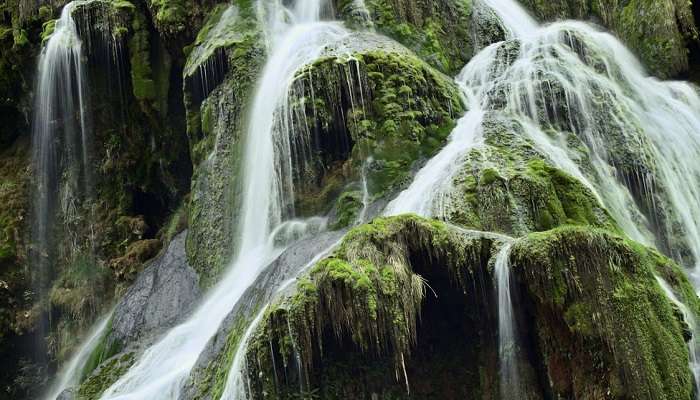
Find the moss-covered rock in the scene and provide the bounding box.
[184,0,264,286]
[76,351,136,400]
[288,45,464,217]
[521,0,699,78]
[512,226,695,399]
[243,215,510,399]
[240,216,696,399]
[444,114,619,236]
[335,0,505,75]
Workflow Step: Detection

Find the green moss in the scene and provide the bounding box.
[190,317,250,400]
[147,0,187,35]
[513,226,694,399]
[184,0,264,285]
[40,19,56,44]
[521,0,698,78]
[445,115,618,236]
[361,0,476,75]
[129,11,156,102]
[79,317,120,381]
[331,190,363,229]
[0,141,28,265]
[76,352,135,400]
[243,215,497,398]
[290,49,463,214]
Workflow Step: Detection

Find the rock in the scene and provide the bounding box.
[56,388,75,400]
[108,231,200,347]
[179,229,345,400]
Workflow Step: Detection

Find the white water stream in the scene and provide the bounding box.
[495,243,521,398]
[42,0,700,397]
[387,0,700,396]
[96,1,348,399]
[656,276,700,394]
[31,0,93,343]
[43,311,113,400]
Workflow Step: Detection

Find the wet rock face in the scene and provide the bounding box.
[180,230,345,400]
[108,231,200,345]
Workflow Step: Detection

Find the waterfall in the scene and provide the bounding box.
[495,243,521,398]
[391,0,700,277]
[477,1,700,270]
[97,2,349,399]
[219,241,340,399]
[30,0,92,361]
[42,311,113,400]
[655,276,700,396]
[357,157,372,224]
[385,0,700,394]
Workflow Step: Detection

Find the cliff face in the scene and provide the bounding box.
[1,0,700,399]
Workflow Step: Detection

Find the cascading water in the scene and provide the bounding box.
[219,241,341,399]
[387,0,700,395]
[51,0,700,397]
[97,1,349,399]
[31,0,92,362]
[495,243,521,398]
[42,311,113,400]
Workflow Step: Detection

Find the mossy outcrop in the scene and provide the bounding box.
[444,114,619,236]
[241,216,697,400]
[243,215,507,399]
[288,44,464,217]
[183,0,264,286]
[334,0,505,75]
[512,226,696,400]
[521,0,699,78]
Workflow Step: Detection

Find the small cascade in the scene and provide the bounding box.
[480,0,537,38]
[655,276,700,395]
[495,242,522,398]
[357,157,372,224]
[220,240,340,399]
[42,311,113,400]
[30,0,92,359]
[97,1,350,399]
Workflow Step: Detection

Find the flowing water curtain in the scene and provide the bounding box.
[30,0,94,360]
[387,0,700,397]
